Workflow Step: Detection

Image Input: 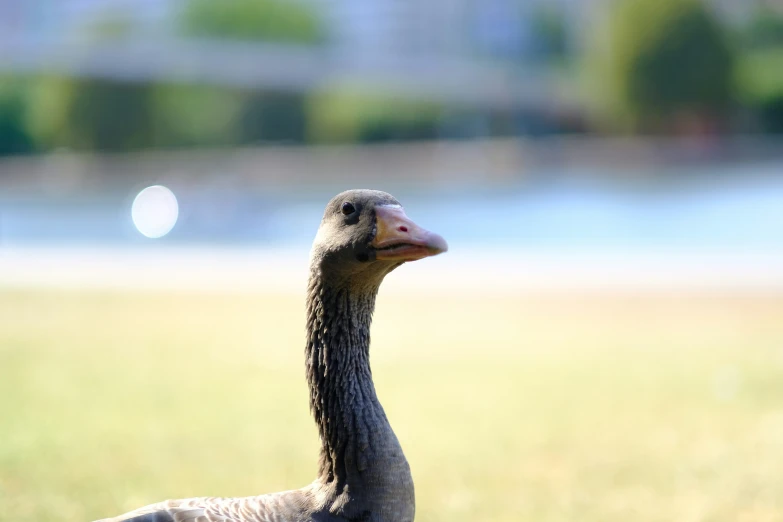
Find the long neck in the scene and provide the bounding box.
[304,269,411,490]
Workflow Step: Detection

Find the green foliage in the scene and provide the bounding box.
[589,0,735,131]
[758,94,783,133]
[23,77,310,152]
[9,0,324,154]
[307,91,442,144]
[174,0,321,145]
[736,49,783,133]
[531,6,569,62]
[154,86,309,146]
[180,0,324,43]
[736,48,783,101]
[27,77,156,152]
[0,78,35,156]
[239,91,308,143]
[153,84,244,147]
[742,6,783,50]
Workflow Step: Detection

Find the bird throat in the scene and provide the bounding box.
[304,269,414,513]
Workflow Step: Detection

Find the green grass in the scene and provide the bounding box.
[1,289,783,521]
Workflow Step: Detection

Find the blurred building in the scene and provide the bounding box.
[0,0,576,111]
[1,0,781,142]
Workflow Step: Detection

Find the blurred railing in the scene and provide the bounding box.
[2,136,783,193]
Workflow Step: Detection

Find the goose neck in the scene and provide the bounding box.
[304,272,413,503]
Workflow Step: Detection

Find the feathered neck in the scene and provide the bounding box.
[304,266,414,518]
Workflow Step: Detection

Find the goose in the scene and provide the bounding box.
[95,189,448,522]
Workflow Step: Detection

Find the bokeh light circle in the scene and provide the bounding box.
[131,185,179,238]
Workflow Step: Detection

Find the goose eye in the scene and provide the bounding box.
[341,202,356,215]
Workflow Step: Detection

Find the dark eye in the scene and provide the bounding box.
[341,202,356,215]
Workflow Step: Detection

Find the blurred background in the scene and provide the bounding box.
[1,0,783,521]
[1,0,783,259]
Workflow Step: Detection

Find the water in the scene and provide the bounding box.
[1,163,782,251]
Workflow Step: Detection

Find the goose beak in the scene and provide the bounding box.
[371,205,448,262]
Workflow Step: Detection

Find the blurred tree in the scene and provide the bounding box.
[307,91,442,144]
[758,94,783,133]
[180,0,323,44]
[736,49,783,134]
[742,6,783,50]
[20,1,323,153]
[22,11,158,153]
[0,78,36,156]
[735,7,783,133]
[154,85,309,147]
[530,6,569,63]
[153,84,244,147]
[588,0,735,133]
[239,91,308,143]
[170,0,323,145]
[27,76,156,152]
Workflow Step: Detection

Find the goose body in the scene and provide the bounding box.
[95,190,447,522]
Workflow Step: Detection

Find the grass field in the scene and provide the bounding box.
[1,289,783,522]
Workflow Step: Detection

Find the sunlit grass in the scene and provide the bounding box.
[1,289,783,521]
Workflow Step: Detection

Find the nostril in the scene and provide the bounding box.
[399,226,408,233]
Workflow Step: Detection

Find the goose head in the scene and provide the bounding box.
[310,189,448,287]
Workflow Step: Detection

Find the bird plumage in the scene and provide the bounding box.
[94,190,446,522]
[94,491,311,522]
